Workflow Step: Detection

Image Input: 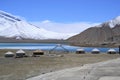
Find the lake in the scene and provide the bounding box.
[0,43,119,52]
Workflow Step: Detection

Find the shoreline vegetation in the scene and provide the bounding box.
[0,49,120,80]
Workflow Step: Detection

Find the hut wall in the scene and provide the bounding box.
[16,53,25,58]
[76,51,85,54]
[33,52,44,57]
[91,51,100,54]
[5,54,14,57]
[108,52,116,54]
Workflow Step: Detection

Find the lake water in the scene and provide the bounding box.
[0,43,119,52]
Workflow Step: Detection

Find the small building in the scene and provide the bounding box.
[91,48,100,54]
[107,48,117,54]
[16,49,26,58]
[33,49,44,57]
[4,51,14,57]
[76,48,85,54]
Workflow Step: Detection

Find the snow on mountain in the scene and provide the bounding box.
[0,10,74,40]
[108,16,120,27]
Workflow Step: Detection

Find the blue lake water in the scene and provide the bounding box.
[0,43,119,52]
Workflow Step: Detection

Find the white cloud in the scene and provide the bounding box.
[41,20,51,24]
[31,20,100,34]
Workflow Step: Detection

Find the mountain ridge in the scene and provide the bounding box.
[0,10,74,40]
[68,16,120,47]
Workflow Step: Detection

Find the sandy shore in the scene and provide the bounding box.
[0,49,120,80]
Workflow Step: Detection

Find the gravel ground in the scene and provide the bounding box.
[0,49,120,80]
[27,58,120,80]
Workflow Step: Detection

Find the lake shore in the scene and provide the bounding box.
[0,49,120,80]
[0,37,119,48]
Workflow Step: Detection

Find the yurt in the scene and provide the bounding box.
[33,49,44,57]
[76,48,85,54]
[4,51,14,57]
[107,48,117,54]
[91,48,100,54]
[16,49,26,58]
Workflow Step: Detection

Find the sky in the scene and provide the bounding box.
[0,0,120,33]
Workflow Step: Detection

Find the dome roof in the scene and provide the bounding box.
[16,49,25,53]
[76,48,84,51]
[92,48,100,52]
[5,51,14,55]
[108,48,116,52]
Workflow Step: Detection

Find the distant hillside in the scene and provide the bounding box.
[68,16,120,47]
[0,36,68,44]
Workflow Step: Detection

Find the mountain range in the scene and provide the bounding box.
[0,10,74,40]
[1,10,120,46]
[68,16,120,47]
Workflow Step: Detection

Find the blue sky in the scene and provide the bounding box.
[0,0,120,33]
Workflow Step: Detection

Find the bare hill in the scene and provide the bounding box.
[68,17,120,47]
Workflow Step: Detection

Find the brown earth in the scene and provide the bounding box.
[68,24,120,47]
[0,49,120,80]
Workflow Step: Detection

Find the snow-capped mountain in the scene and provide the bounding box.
[68,16,120,47]
[96,16,120,28]
[0,10,74,40]
[108,16,120,27]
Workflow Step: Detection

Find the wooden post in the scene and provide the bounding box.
[119,45,120,54]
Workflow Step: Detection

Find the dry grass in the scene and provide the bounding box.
[0,49,120,80]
